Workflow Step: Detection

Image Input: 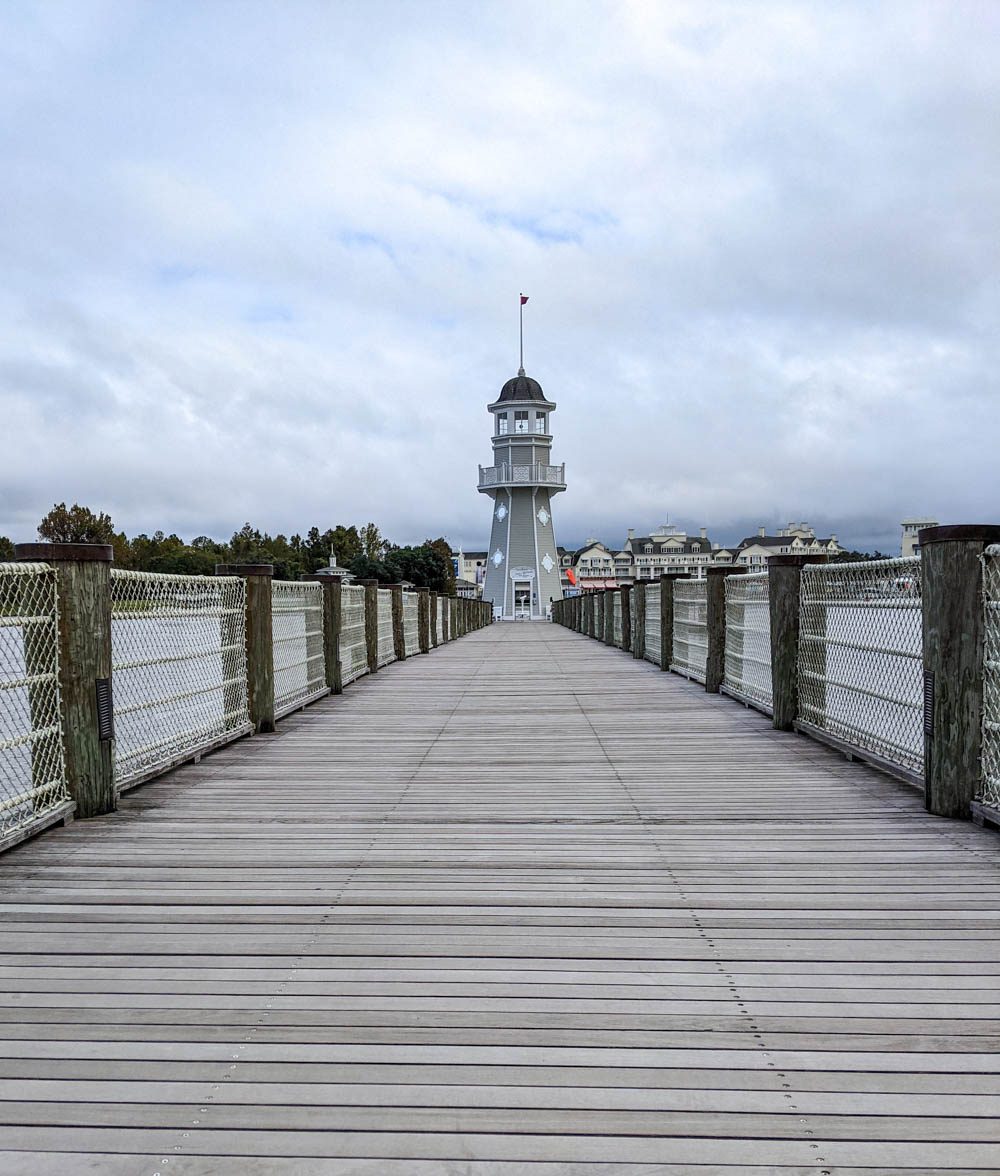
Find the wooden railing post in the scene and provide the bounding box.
[429,592,439,647]
[767,554,826,731]
[706,566,745,693]
[355,579,379,674]
[603,588,615,645]
[215,563,275,734]
[632,583,646,660]
[16,542,116,818]
[304,575,343,695]
[585,593,596,638]
[659,574,690,672]
[418,588,431,653]
[387,584,405,661]
[449,596,458,640]
[619,586,632,652]
[921,525,1000,819]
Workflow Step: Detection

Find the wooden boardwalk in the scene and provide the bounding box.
[1,622,999,1174]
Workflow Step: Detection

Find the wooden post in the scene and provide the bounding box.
[418,588,431,653]
[429,592,439,647]
[584,593,595,638]
[659,574,690,672]
[16,542,116,818]
[619,586,632,652]
[450,596,458,640]
[632,583,646,660]
[304,575,343,694]
[921,525,1000,819]
[767,554,825,730]
[388,584,405,661]
[603,588,615,645]
[215,563,274,734]
[355,579,379,674]
[706,566,745,693]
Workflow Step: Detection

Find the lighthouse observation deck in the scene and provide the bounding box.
[477,461,566,491]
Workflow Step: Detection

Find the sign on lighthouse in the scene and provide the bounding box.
[478,297,566,620]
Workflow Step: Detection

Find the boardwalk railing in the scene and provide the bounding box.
[980,545,1000,812]
[797,556,923,778]
[643,583,661,666]
[271,580,326,719]
[671,579,708,682]
[723,571,772,712]
[1,544,491,852]
[553,522,1000,827]
[111,568,252,790]
[0,562,71,845]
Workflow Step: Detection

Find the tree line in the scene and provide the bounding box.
[0,503,456,593]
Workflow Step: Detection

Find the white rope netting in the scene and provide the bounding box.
[376,589,396,668]
[724,572,772,711]
[644,584,662,666]
[433,597,442,645]
[797,557,923,774]
[671,579,708,683]
[111,569,251,787]
[403,591,419,656]
[0,563,69,836]
[980,546,1000,809]
[340,585,368,685]
[270,580,326,716]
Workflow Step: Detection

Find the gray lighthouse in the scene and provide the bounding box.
[478,369,566,619]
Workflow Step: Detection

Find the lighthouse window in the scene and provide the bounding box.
[497,414,509,435]
[535,413,547,432]
[514,411,529,433]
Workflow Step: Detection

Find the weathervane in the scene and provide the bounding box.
[518,293,528,375]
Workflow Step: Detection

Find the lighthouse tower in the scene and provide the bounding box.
[478,370,566,619]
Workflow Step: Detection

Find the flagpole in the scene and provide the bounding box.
[519,293,525,375]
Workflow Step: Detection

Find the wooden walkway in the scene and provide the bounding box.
[1,622,999,1174]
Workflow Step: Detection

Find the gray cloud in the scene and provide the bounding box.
[1,0,997,555]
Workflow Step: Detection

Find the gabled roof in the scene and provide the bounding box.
[631,536,711,554]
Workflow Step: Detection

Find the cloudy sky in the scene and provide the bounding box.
[1,0,997,554]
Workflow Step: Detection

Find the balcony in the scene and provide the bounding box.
[478,462,566,493]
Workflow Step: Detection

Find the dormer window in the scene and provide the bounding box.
[692,543,700,552]
[514,411,529,433]
[644,544,653,553]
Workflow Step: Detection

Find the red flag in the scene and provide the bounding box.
[520,294,529,305]
[566,568,577,586]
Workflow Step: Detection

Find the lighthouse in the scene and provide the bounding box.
[478,368,566,620]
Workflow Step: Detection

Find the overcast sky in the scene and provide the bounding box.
[1,1,997,555]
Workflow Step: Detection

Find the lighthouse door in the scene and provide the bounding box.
[514,584,531,619]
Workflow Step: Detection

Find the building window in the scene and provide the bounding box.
[497,414,509,435]
[515,411,529,433]
[535,413,547,432]
[692,544,700,552]
[644,544,652,553]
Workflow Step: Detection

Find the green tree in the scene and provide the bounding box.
[833,549,890,563]
[359,522,387,560]
[425,537,457,594]
[38,502,115,544]
[0,536,15,560]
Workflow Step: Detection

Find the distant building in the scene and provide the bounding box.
[451,548,488,595]
[733,522,842,570]
[901,518,938,558]
[624,523,734,580]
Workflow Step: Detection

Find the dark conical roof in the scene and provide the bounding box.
[497,372,545,402]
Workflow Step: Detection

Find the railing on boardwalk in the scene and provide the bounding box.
[271,580,327,720]
[612,593,622,646]
[376,588,396,668]
[402,591,420,656]
[434,596,443,645]
[111,569,252,790]
[0,563,70,842]
[340,584,369,686]
[723,572,772,713]
[796,557,923,779]
[980,545,1000,812]
[671,579,708,683]
[644,583,661,665]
